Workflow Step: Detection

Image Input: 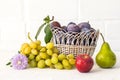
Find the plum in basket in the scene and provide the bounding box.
[50,21,61,28]
[67,22,80,32]
[78,22,91,32]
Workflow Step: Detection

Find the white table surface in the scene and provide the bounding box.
[0,50,120,80]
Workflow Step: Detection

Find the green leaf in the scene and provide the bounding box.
[35,16,54,42]
[44,16,50,23]
[44,24,51,33]
[44,30,53,44]
[6,62,11,66]
[35,23,46,40]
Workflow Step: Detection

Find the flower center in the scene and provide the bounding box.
[17,60,22,65]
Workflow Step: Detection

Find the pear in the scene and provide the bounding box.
[96,33,116,68]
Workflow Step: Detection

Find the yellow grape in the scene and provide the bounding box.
[29,60,37,68]
[58,53,66,61]
[28,54,35,60]
[20,43,29,52]
[62,59,70,67]
[51,56,58,64]
[23,46,31,54]
[63,64,72,70]
[29,42,37,49]
[31,49,38,55]
[45,59,52,66]
[47,49,53,56]
[35,40,41,45]
[54,62,63,70]
[20,43,29,49]
[52,53,58,57]
[37,45,42,50]
[67,54,74,59]
[35,55,41,61]
[46,42,54,49]
[37,60,46,68]
[40,47,46,52]
[68,58,76,65]
[53,47,59,53]
[39,52,47,59]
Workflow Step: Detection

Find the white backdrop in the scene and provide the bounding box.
[0,0,120,53]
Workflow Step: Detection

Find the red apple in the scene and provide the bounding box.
[75,54,94,73]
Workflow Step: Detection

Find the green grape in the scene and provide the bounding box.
[23,46,31,54]
[69,58,76,65]
[52,53,58,57]
[63,64,72,70]
[45,59,52,66]
[47,49,53,56]
[58,53,66,61]
[62,59,70,67]
[28,59,31,63]
[29,60,37,68]
[37,60,46,68]
[53,47,59,53]
[31,49,38,55]
[39,52,47,59]
[35,55,41,61]
[51,56,58,64]
[28,54,35,60]
[67,54,74,59]
[40,47,46,52]
[29,42,37,49]
[54,62,63,70]
[46,42,54,49]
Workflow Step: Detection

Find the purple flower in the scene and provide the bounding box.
[11,54,28,70]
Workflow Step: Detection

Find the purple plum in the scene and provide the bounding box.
[67,22,80,32]
[78,22,91,32]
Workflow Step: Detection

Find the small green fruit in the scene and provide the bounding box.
[37,60,46,68]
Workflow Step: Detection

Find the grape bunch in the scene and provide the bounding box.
[20,40,76,70]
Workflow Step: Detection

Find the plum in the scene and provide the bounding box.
[67,22,76,26]
[62,26,67,32]
[50,21,61,28]
[67,22,80,32]
[78,22,91,32]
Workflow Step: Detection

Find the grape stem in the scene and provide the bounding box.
[100,33,105,43]
[28,32,33,42]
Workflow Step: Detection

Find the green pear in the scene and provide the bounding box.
[96,33,116,68]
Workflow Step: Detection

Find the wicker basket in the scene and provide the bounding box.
[51,27,99,57]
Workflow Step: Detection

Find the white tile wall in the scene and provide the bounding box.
[0,0,120,52]
[79,0,120,20]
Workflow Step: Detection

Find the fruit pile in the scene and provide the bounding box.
[51,21,93,33]
[21,41,75,69]
[51,21,98,46]
[7,32,76,70]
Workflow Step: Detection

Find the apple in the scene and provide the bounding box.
[75,54,94,73]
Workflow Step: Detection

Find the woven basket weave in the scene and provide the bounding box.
[51,27,99,57]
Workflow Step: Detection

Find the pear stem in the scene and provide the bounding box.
[100,33,105,43]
